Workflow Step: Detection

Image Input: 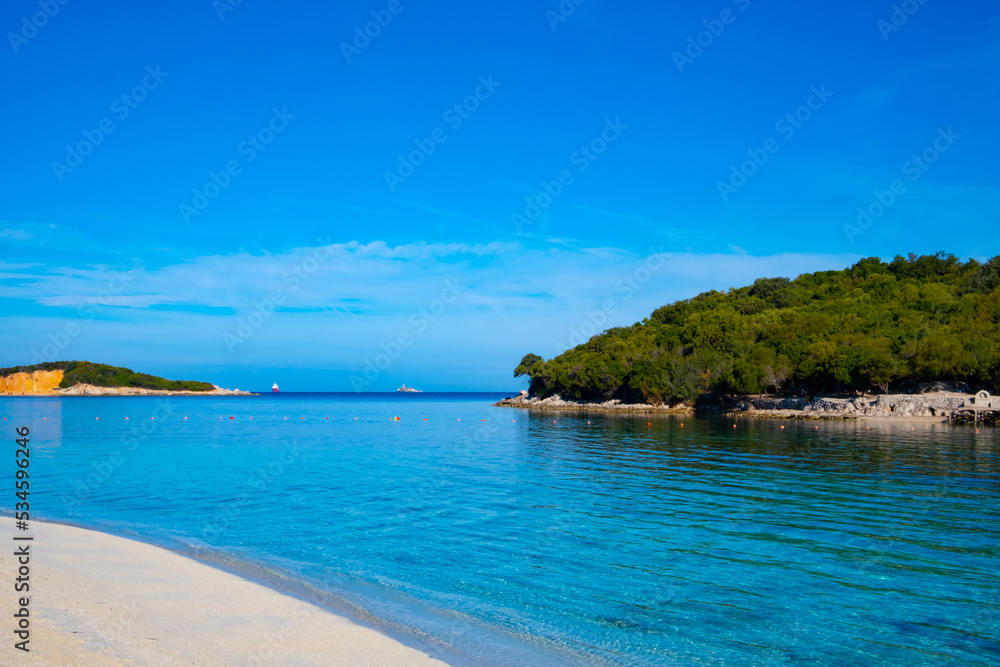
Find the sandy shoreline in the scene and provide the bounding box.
[0,518,449,666]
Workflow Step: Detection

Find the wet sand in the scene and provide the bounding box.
[0,518,448,666]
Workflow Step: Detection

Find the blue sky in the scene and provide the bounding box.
[1,0,998,391]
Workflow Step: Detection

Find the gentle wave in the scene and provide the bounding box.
[3,393,998,665]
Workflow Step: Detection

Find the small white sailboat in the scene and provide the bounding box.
[272,382,280,393]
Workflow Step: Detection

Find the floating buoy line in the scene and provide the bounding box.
[0,414,989,435]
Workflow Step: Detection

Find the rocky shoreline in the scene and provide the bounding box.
[2,383,254,397]
[57,383,255,397]
[717,393,973,421]
[495,391,994,422]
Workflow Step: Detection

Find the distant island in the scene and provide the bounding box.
[0,361,251,396]
[502,252,1000,421]
[397,384,422,393]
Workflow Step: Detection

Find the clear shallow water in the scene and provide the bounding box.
[3,392,999,666]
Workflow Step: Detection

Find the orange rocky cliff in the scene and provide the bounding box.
[0,370,253,396]
[0,370,64,395]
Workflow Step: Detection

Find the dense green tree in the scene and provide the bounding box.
[516,254,1000,404]
[514,354,543,378]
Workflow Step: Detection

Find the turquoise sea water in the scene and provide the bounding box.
[2,392,999,666]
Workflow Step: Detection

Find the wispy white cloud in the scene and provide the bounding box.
[0,229,34,241]
[0,221,108,252]
[6,241,862,313]
[1,241,862,385]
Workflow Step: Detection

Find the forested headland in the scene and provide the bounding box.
[514,253,1000,405]
[0,361,215,392]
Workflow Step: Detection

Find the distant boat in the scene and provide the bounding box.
[397,384,421,393]
[272,382,279,393]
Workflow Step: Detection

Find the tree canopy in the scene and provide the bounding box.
[516,253,1000,404]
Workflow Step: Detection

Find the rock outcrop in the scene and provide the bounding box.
[494,391,690,413]
[496,391,987,422]
[727,393,973,420]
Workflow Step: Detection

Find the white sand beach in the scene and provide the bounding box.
[0,518,449,666]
